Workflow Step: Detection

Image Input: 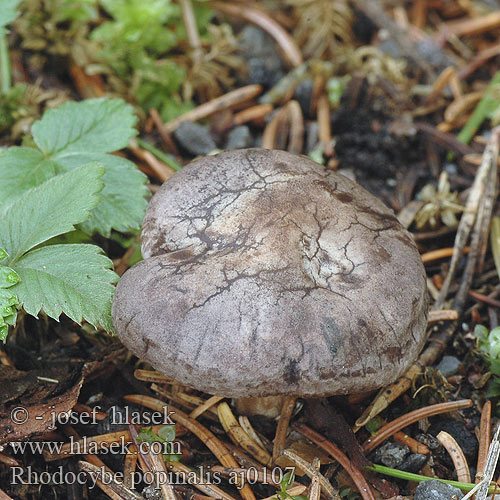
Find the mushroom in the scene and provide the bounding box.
[112,148,428,402]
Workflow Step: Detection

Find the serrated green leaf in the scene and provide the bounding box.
[0,164,105,263]
[57,153,148,236]
[0,99,147,236]
[0,248,7,261]
[0,147,61,213]
[0,0,21,32]
[11,244,117,331]
[32,98,137,156]
[0,266,19,287]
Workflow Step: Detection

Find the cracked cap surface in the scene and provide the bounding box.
[112,149,429,397]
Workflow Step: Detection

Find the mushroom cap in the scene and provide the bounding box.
[112,149,428,398]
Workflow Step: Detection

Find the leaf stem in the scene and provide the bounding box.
[0,31,11,93]
[457,71,500,144]
[367,464,497,494]
[135,137,182,171]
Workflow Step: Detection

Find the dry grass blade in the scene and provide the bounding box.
[317,94,333,156]
[152,385,218,420]
[239,416,269,451]
[190,395,224,420]
[421,247,470,263]
[281,449,339,500]
[124,444,138,489]
[79,460,144,500]
[437,431,471,483]
[134,369,176,384]
[286,100,304,154]
[179,0,202,63]
[362,400,472,452]
[490,217,500,281]
[0,490,13,500]
[308,457,321,500]
[428,310,459,323]
[477,401,492,482]
[162,84,262,134]
[435,127,500,310]
[475,424,500,500]
[273,396,296,463]
[124,395,256,500]
[262,106,289,150]
[167,462,237,500]
[148,450,178,500]
[218,402,272,465]
[128,139,175,182]
[292,424,375,500]
[233,104,274,126]
[209,2,302,67]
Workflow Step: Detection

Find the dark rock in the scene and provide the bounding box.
[225,126,253,150]
[305,122,319,153]
[414,480,462,500]
[429,420,478,461]
[143,485,162,499]
[436,356,461,377]
[239,26,284,87]
[415,433,441,450]
[373,441,410,468]
[173,121,216,156]
[294,79,314,117]
[399,453,428,473]
[95,405,129,434]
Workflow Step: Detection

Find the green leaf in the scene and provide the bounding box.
[32,98,137,156]
[490,358,500,376]
[58,153,148,236]
[137,427,158,443]
[158,425,176,442]
[0,266,19,287]
[0,164,105,263]
[0,147,60,213]
[0,288,18,341]
[281,470,295,491]
[0,0,21,32]
[0,247,7,261]
[0,98,148,236]
[11,244,117,331]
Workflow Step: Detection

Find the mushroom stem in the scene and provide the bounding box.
[233,396,285,419]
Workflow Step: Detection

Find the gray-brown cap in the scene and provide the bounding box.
[112,149,428,398]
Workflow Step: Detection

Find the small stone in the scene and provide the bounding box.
[415,433,441,450]
[294,80,314,117]
[429,420,478,460]
[399,453,428,473]
[373,441,410,468]
[414,480,462,500]
[143,485,162,499]
[239,26,284,87]
[174,121,216,156]
[225,126,253,150]
[436,356,461,377]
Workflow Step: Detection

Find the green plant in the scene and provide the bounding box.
[88,0,211,120]
[339,486,361,500]
[0,163,118,341]
[458,71,500,144]
[367,463,498,493]
[277,470,307,500]
[0,0,22,93]
[137,424,182,462]
[0,97,148,236]
[474,324,500,398]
